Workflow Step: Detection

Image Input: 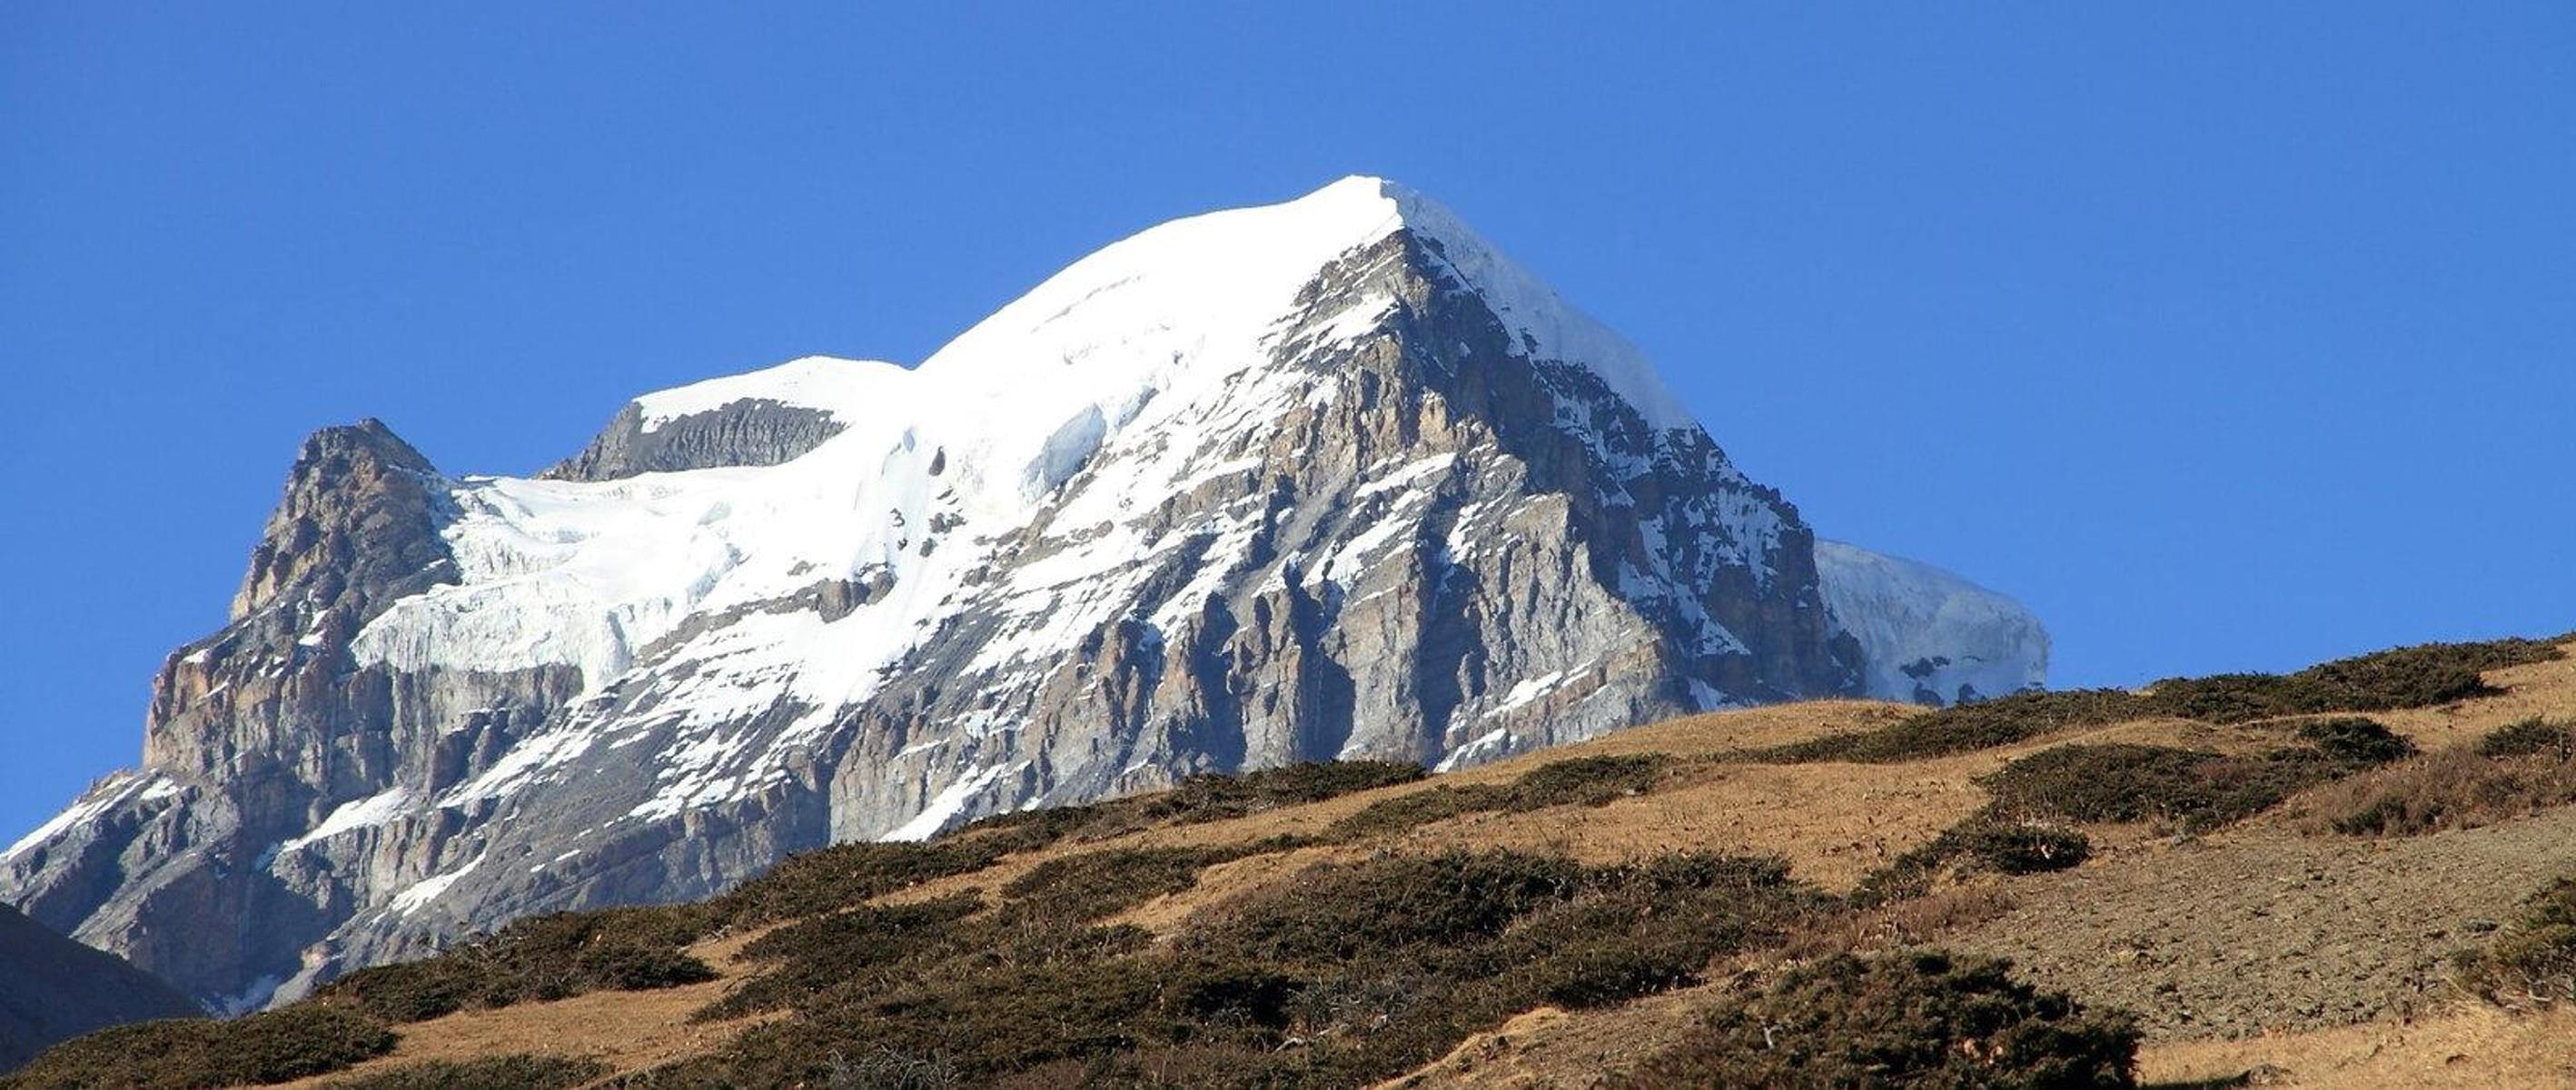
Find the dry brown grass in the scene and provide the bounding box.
[2323,642,2576,753]
[270,930,776,1089]
[2291,745,2576,837]
[2137,1003,2576,1088]
[245,636,2576,1087]
[1771,884,2022,962]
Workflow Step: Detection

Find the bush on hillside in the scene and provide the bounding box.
[4,1006,396,1090]
[1325,754,1669,837]
[318,906,715,1024]
[956,760,1427,848]
[2302,738,2576,838]
[1760,636,2560,764]
[708,839,1006,928]
[627,847,1818,1088]
[1853,818,2090,907]
[2477,717,2576,759]
[997,839,1312,923]
[2294,717,2417,766]
[1977,741,2358,833]
[1758,689,2145,764]
[1619,950,2138,1088]
[318,1055,609,1090]
[2460,875,2576,1010]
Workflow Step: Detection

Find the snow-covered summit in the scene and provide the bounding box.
[604,176,1694,512]
[630,355,907,431]
[5,176,2046,1011]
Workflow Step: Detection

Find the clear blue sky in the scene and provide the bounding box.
[5,5,2571,842]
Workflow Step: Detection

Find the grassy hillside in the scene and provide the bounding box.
[6,633,2572,1088]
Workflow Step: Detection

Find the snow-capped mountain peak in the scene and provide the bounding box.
[3,177,2044,1012]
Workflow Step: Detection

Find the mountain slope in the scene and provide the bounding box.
[12,634,2562,1089]
[0,176,2044,1011]
[0,903,199,1072]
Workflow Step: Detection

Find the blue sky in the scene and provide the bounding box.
[4,5,2571,841]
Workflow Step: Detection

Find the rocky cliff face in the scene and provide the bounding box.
[0,177,2046,1011]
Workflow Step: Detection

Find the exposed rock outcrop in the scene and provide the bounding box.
[1,177,2046,1011]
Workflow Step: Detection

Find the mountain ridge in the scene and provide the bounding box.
[2,177,2044,1012]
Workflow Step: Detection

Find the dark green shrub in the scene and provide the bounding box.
[1759,636,2561,765]
[1140,760,1427,824]
[1507,754,1669,806]
[956,760,1429,850]
[5,1006,396,1090]
[699,893,984,1020]
[1326,782,1519,837]
[1325,755,1669,837]
[2297,637,2561,707]
[318,1054,608,1090]
[318,906,714,1023]
[1000,846,1227,922]
[1496,854,1814,1010]
[2461,875,2576,1009]
[1953,823,2094,876]
[1183,850,1586,963]
[1620,950,2138,1088]
[1759,689,2146,764]
[1977,743,2345,833]
[2294,717,2416,766]
[709,840,1005,927]
[1854,818,2091,907]
[2478,717,2576,759]
[645,847,1818,1088]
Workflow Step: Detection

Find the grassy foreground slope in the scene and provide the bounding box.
[5,634,2571,1088]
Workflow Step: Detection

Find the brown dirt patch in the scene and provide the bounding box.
[1947,805,2576,1042]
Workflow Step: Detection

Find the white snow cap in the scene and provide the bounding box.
[348,176,1719,805]
[630,355,910,432]
[621,176,1698,466]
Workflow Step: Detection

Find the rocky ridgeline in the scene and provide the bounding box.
[0,178,2045,1010]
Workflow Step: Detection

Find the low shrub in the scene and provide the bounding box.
[2295,717,2418,766]
[1507,754,1669,806]
[1619,950,2138,1088]
[1325,755,1669,837]
[956,760,1427,849]
[1325,782,1518,837]
[637,847,1818,1088]
[1854,818,2090,907]
[2460,875,2576,1009]
[1184,850,1587,964]
[5,1006,396,1090]
[999,843,1272,924]
[1759,689,2145,764]
[318,1054,608,1090]
[2298,637,2562,708]
[708,839,1006,927]
[1141,760,1427,823]
[1760,636,2560,765]
[1978,741,2353,834]
[318,906,715,1024]
[2301,742,2576,837]
[2478,717,2576,759]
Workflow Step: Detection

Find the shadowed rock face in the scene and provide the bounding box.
[0,183,2044,1012]
[0,903,201,1072]
[540,400,847,482]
